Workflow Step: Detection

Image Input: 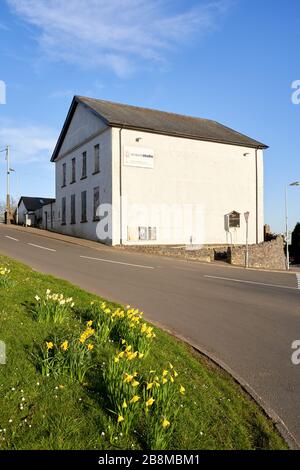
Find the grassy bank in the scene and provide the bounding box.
[0,255,287,450]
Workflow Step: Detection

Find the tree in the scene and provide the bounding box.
[291,222,300,264]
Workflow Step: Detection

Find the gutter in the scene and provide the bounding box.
[119,127,123,245]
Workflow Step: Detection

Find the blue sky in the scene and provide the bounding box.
[0,0,299,233]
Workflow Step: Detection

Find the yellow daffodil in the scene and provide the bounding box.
[170,376,174,383]
[169,362,174,369]
[180,385,185,395]
[123,374,133,383]
[162,378,168,385]
[138,352,144,359]
[146,397,155,407]
[46,341,53,350]
[162,370,168,377]
[130,395,140,404]
[60,341,69,351]
[131,380,139,388]
[146,382,154,390]
[173,370,178,378]
[86,320,93,327]
[162,418,170,429]
[117,415,124,423]
[87,344,94,351]
[122,400,128,409]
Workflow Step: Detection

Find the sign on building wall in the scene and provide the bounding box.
[124,147,154,169]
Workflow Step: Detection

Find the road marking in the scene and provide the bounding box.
[80,255,155,270]
[5,235,19,242]
[296,274,300,290]
[28,243,56,252]
[204,275,299,291]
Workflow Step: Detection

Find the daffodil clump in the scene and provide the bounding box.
[88,302,156,355]
[0,265,11,287]
[33,289,75,323]
[103,338,185,449]
[38,321,95,382]
[104,341,143,411]
[89,301,116,344]
[142,364,185,450]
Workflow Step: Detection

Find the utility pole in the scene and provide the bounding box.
[285,185,289,270]
[244,211,250,268]
[6,145,11,223]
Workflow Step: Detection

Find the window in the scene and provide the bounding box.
[138,227,148,241]
[71,194,76,224]
[93,186,100,221]
[81,152,87,179]
[62,163,66,187]
[138,227,157,241]
[148,227,157,241]
[61,197,66,225]
[228,211,240,228]
[94,144,100,173]
[81,191,87,223]
[71,157,76,183]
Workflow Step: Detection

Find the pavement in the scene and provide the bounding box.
[0,224,300,447]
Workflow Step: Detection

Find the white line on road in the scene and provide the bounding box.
[5,235,19,242]
[296,274,300,290]
[27,243,56,252]
[80,255,155,270]
[204,275,299,291]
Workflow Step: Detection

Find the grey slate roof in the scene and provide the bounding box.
[51,96,268,161]
[18,197,55,212]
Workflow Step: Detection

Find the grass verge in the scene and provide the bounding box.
[0,255,287,450]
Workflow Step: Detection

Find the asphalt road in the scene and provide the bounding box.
[0,224,299,445]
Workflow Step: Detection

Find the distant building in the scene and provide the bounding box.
[50,96,267,245]
[17,197,55,227]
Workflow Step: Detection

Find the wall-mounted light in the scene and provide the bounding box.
[136,137,143,142]
[243,152,250,157]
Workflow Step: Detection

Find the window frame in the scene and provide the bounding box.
[81,190,87,223]
[61,197,66,225]
[62,163,66,187]
[71,157,76,184]
[93,144,100,174]
[70,194,76,224]
[93,186,100,221]
[81,151,87,179]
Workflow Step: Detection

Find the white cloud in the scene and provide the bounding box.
[0,121,57,164]
[7,0,230,77]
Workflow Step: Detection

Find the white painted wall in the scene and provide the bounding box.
[53,103,264,246]
[41,203,56,230]
[111,127,264,246]
[55,103,112,242]
[17,200,27,225]
[18,201,35,226]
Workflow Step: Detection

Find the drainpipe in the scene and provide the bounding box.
[119,127,123,245]
[255,148,259,244]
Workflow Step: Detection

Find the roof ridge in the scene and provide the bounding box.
[76,95,215,124]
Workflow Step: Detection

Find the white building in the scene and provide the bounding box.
[50,96,267,246]
[17,197,55,227]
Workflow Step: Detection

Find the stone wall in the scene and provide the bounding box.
[228,236,286,270]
